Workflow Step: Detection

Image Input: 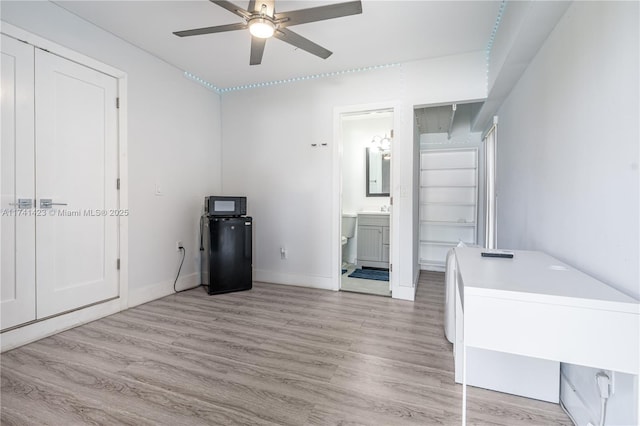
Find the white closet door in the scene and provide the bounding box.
[1,35,36,330]
[35,49,119,318]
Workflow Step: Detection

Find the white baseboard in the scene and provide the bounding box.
[1,272,200,352]
[421,265,446,272]
[1,298,122,352]
[254,269,336,291]
[128,272,199,308]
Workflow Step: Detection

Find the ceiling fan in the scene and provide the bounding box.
[173,0,363,65]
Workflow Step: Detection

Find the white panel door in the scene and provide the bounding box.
[1,35,36,330]
[35,49,119,318]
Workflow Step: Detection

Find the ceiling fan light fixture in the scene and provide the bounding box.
[173,0,363,65]
[249,18,275,38]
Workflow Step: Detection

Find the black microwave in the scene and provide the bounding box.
[204,196,247,217]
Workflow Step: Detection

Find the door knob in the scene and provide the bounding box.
[40,199,68,209]
[9,198,33,209]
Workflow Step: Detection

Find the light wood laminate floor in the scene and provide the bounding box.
[1,271,571,425]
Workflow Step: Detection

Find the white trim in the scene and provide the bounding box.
[481,115,498,141]
[0,22,130,341]
[117,77,129,310]
[483,116,497,249]
[1,22,125,79]
[333,101,403,298]
[254,269,334,291]
[128,272,199,308]
[1,299,121,352]
[393,284,416,301]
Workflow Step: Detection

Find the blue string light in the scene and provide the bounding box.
[185,3,503,96]
[183,71,220,92]
[486,0,507,85]
[212,62,400,93]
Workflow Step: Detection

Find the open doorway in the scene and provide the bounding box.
[414,102,485,271]
[338,109,393,296]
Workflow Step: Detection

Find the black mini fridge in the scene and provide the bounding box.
[201,216,252,295]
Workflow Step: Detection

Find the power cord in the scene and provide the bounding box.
[173,246,186,292]
[173,246,205,293]
[559,371,611,426]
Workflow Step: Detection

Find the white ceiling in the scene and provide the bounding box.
[54,0,501,89]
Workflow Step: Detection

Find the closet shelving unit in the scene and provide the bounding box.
[419,147,478,271]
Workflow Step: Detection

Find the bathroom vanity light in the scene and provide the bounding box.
[371,134,392,151]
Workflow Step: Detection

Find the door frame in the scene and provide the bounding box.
[332,101,401,294]
[0,22,128,351]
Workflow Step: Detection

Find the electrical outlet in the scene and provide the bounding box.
[607,370,616,395]
[176,241,183,251]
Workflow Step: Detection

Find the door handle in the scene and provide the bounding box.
[9,198,33,209]
[40,199,68,209]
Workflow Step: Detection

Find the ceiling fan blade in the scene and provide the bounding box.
[249,0,275,16]
[173,22,248,37]
[250,37,267,65]
[275,1,362,27]
[273,28,332,59]
[210,0,250,18]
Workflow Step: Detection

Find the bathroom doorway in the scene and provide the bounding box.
[338,108,393,297]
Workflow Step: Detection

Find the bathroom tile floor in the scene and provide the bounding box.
[340,264,391,297]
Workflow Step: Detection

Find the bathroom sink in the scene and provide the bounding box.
[358,210,390,215]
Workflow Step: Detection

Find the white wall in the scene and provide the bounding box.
[1,1,222,305]
[474,1,571,133]
[495,2,639,425]
[221,52,486,298]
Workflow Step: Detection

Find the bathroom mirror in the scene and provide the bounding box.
[366,148,391,196]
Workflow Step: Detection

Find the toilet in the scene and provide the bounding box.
[341,214,356,246]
